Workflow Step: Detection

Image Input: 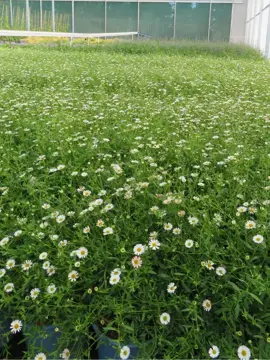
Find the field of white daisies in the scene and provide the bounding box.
[0,43,270,360]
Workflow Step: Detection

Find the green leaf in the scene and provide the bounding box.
[248,292,263,305]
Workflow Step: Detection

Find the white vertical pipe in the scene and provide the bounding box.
[137,0,140,35]
[208,0,212,41]
[229,0,234,43]
[40,0,42,30]
[9,0,13,27]
[26,0,30,30]
[72,0,74,33]
[104,0,107,38]
[173,0,176,39]
[52,0,55,32]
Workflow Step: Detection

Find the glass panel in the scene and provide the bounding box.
[74,2,105,33]
[107,2,137,33]
[176,3,209,40]
[30,0,41,31]
[55,1,72,32]
[139,3,174,38]
[210,3,232,42]
[0,0,11,29]
[12,0,27,30]
[42,1,53,31]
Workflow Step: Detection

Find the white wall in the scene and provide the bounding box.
[230,0,248,43]
[245,0,270,58]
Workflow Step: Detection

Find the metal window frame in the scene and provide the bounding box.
[8,0,238,41]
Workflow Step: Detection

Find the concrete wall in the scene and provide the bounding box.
[245,0,270,58]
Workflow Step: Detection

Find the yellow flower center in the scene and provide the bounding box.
[241,350,247,356]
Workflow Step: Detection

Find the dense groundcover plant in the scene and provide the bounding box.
[0,43,270,359]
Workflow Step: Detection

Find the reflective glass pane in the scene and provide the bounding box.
[0,0,11,29]
[139,3,174,38]
[74,2,105,33]
[210,3,232,42]
[107,2,137,33]
[176,3,209,40]
[55,1,72,32]
[41,1,53,31]
[12,0,27,30]
[30,0,41,31]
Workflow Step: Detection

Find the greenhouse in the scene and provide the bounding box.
[0,0,246,42]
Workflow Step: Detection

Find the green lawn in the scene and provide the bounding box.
[0,43,269,359]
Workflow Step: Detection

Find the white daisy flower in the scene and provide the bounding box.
[22,260,33,271]
[167,282,177,294]
[56,214,66,223]
[185,239,194,248]
[131,256,142,269]
[205,261,215,270]
[39,252,48,260]
[160,312,170,325]
[209,345,220,358]
[42,203,51,209]
[68,270,79,282]
[14,230,22,237]
[120,345,130,360]
[103,227,113,235]
[202,299,212,311]
[109,275,120,285]
[104,204,114,211]
[245,220,256,229]
[47,284,57,294]
[163,223,173,231]
[237,345,251,360]
[0,237,9,246]
[35,353,47,360]
[96,219,105,227]
[111,268,121,277]
[58,240,68,247]
[148,239,161,250]
[216,267,226,276]
[172,228,181,235]
[60,348,71,360]
[0,268,6,278]
[4,283,14,293]
[57,164,65,170]
[237,206,247,213]
[10,320,23,334]
[6,259,16,269]
[77,247,88,259]
[43,261,50,270]
[30,288,40,299]
[133,244,145,256]
[252,234,264,244]
[83,226,90,234]
[47,266,56,276]
[83,190,91,197]
[188,216,199,226]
